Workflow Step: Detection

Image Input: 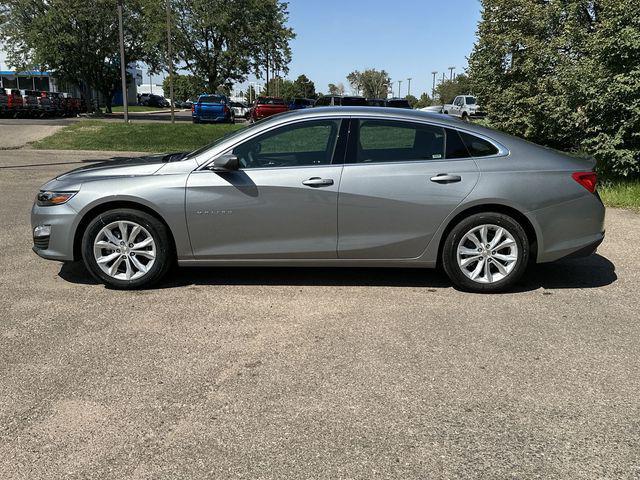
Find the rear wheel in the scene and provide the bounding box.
[442,212,529,293]
[81,208,173,289]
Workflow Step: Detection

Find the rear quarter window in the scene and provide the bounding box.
[459,131,499,157]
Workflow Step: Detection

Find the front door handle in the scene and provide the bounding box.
[430,174,462,184]
[302,177,334,187]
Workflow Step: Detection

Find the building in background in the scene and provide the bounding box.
[1,44,140,107]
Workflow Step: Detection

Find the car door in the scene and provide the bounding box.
[186,118,347,259]
[337,118,480,259]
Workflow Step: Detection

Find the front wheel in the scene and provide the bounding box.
[81,209,173,289]
[441,212,529,293]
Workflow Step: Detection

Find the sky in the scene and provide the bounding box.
[144,0,483,98]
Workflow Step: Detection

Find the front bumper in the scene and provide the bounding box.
[31,202,78,261]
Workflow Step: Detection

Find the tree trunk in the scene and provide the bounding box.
[265,51,270,96]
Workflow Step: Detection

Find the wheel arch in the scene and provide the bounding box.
[436,203,539,266]
[72,200,177,261]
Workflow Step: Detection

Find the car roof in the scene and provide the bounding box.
[260,106,519,148]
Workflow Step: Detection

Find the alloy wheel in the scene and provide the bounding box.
[456,224,518,284]
[93,220,156,281]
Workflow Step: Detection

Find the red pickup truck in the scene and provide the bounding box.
[249,97,288,122]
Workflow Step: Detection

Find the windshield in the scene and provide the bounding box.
[465,96,477,105]
[183,118,275,160]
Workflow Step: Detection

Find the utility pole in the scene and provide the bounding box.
[431,71,437,99]
[448,66,455,80]
[407,77,412,97]
[117,0,128,123]
[397,80,402,98]
[166,0,174,123]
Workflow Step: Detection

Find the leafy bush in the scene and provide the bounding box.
[468,0,640,177]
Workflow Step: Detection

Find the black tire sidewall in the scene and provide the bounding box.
[442,212,529,293]
[81,208,171,289]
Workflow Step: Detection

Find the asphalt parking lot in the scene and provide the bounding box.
[1,148,639,479]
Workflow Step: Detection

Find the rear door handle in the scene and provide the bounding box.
[302,177,334,187]
[430,174,462,184]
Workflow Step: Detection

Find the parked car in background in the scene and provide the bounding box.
[138,93,169,108]
[31,107,605,292]
[21,90,41,117]
[249,97,288,122]
[314,95,368,107]
[230,101,250,119]
[0,89,9,116]
[5,89,24,117]
[288,98,314,110]
[192,94,234,123]
[366,98,386,107]
[442,95,485,122]
[385,98,412,109]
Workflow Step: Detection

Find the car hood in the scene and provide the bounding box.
[55,152,187,181]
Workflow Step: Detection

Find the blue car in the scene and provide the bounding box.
[192,94,234,123]
[288,98,314,110]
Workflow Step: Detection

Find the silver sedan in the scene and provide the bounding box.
[31,107,605,292]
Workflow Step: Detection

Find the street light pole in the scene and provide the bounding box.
[397,80,402,98]
[431,71,437,100]
[407,77,412,97]
[166,0,174,124]
[117,0,128,123]
[448,66,455,80]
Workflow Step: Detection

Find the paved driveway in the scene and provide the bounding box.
[1,149,638,479]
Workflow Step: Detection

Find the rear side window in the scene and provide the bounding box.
[459,131,499,157]
[445,128,471,159]
[354,119,445,163]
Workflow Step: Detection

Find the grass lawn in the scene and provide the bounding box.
[599,179,640,211]
[110,106,167,113]
[32,120,244,153]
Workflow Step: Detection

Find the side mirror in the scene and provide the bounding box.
[211,153,239,172]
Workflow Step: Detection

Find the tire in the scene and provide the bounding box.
[441,212,529,293]
[81,208,173,289]
[461,113,469,122]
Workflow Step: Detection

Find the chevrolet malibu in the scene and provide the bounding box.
[31,107,605,292]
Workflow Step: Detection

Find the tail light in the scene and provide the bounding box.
[224,105,230,115]
[191,104,195,112]
[572,171,597,193]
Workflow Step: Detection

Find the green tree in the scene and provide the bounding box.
[0,0,151,112]
[292,74,316,98]
[414,92,433,109]
[346,69,390,98]
[146,0,294,94]
[328,83,345,95]
[405,94,418,108]
[162,74,206,101]
[468,0,640,176]
[435,74,472,104]
[250,0,295,95]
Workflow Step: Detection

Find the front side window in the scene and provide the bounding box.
[465,96,477,105]
[233,119,342,169]
[354,119,445,163]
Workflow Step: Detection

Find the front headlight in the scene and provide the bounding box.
[36,190,77,206]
